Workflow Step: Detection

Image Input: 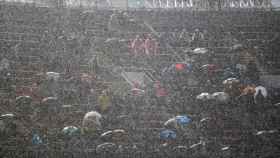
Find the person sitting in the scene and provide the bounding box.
[191,29,205,47]
[131,35,145,56]
[97,90,112,114]
[144,34,158,55]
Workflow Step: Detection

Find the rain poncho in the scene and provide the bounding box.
[97,93,112,113]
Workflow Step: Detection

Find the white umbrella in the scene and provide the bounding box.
[200,117,211,123]
[222,78,240,85]
[42,97,58,105]
[46,72,60,81]
[256,130,278,136]
[221,146,230,151]
[193,48,208,54]
[196,93,213,101]
[212,92,230,103]
[0,113,15,119]
[164,118,178,129]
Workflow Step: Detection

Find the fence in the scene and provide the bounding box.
[0,0,276,10]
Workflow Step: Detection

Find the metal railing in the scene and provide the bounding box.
[0,0,276,10]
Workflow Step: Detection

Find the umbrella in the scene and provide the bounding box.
[32,133,43,145]
[0,113,15,119]
[41,97,58,105]
[175,115,191,126]
[222,78,240,85]
[131,88,145,96]
[0,113,17,135]
[189,140,205,149]
[0,114,16,131]
[212,92,230,103]
[231,44,243,51]
[164,118,178,129]
[105,37,119,43]
[16,96,32,105]
[196,93,213,101]
[221,146,230,151]
[200,117,211,123]
[82,111,102,135]
[193,48,208,54]
[62,126,80,136]
[100,129,128,142]
[160,130,176,140]
[96,142,118,154]
[100,130,113,141]
[46,72,60,81]
[255,130,278,136]
[222,68,238,80]
[83,111,102,121]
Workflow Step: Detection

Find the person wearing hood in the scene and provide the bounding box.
[245,60,260,84]
[154,81,168,106]
[131,35,145,56]
[97,90,112,113]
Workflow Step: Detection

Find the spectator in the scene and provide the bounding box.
[191,28,205,41]
[131,35,145,56]
[0,57,10,72]
[97,90,112,113]
[144,34,158,55]
[191,28,205,47]
[179,29,191,46]
[154,81,168,106]
[246,60,260,84]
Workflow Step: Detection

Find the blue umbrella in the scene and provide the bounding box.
[160,130,176,140]
[32,133,43,145]
[175,115,191,126]
[222,68,238,80]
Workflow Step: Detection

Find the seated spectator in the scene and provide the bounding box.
[0,57,10,72]
[179,29,191,46]
[191,28,205,41]
[131,35,145,56]
[245,60,260,84]
[144,34,158,55]
[97,90,112,113]
[191,29,205,47]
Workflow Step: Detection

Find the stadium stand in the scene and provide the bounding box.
[0,0,279,157]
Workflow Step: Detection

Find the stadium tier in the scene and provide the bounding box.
[0,1,279,158]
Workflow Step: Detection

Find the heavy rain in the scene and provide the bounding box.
[0,0,279,158]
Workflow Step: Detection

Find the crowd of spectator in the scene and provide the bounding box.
[0,3,279,158]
